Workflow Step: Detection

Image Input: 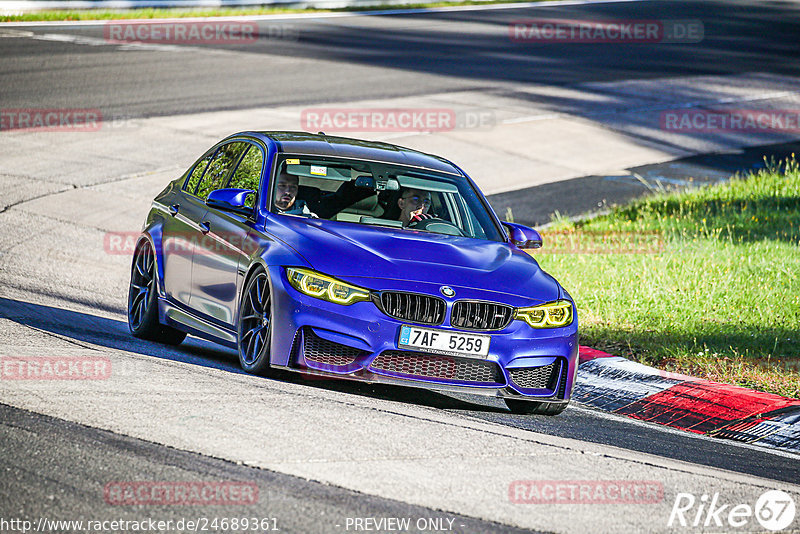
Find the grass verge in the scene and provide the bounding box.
[1,0,542,22]
[535,157,800,398]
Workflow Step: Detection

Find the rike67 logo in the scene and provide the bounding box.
[669,490,796,531]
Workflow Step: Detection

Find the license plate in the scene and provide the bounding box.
[398,325,490,359]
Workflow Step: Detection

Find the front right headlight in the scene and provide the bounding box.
[285,267,371,306]
[515,300,573,328]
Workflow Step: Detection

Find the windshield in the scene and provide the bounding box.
[269,154,505,242]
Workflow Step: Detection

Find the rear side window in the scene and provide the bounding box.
[227,144,264,208]
[184,152,213,194]
[195,141,248,200]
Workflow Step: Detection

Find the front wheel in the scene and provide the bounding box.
[505,399,568,416]
[237,267,272,375]
[127,240,186,345]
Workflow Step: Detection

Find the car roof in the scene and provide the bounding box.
[236,131,463,176]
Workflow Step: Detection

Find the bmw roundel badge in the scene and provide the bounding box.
[440,286,456,297]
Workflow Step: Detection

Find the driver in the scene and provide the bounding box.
[273,172,318,217]
[397,188,434,227]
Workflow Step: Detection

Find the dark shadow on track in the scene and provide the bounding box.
[3,297,798,483]
[0,403,533,534]
[488,140,800,227]
[0,296,501,412]
[0,296,242,373]
[13,0,800,120]
[186,1,800,86]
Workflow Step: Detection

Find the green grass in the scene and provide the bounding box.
[535,157,800,398]
[1,0,543,22]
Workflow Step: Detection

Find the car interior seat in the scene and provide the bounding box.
[334,193,384,222]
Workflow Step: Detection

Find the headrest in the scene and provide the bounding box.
[348,194,379,211]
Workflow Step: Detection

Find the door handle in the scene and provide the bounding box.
[199,220,211,234]
[169,204,180,216]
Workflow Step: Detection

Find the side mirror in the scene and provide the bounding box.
[206,188,256,217]
[503,222,542,249]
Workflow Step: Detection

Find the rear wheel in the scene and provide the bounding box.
[237,267,272,375]
[505,399,568,416]
[127,240,186,345]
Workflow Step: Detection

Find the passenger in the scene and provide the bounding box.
[273,173,317,217]
[397,188,434,227]
[274,169,376,219]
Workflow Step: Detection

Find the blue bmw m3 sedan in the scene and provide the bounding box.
[128,131,578,415]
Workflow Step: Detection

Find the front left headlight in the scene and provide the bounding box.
[515,300,574,328]
[285,267,371,305]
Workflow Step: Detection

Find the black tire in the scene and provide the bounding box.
[128,240,186,345]
[237,267,272,375]
[505,399,568,416]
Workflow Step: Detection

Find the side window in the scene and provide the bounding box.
[227,144,264,208]
[195,141,248,201]
[184,152,213,194]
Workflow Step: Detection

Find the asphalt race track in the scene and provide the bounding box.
[3,0,800,117]
[2,1,800,532]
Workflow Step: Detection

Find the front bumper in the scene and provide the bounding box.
[267,266,579,402]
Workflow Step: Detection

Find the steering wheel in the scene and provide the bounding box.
[408,217,465,237]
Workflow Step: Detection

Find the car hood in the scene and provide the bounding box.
[267,217,561,303]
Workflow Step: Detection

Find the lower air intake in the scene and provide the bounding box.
[371,351,502,384]
[508,360,561,390]
[303,329,363,367]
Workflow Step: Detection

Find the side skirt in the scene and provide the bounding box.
[159,297,238,349]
